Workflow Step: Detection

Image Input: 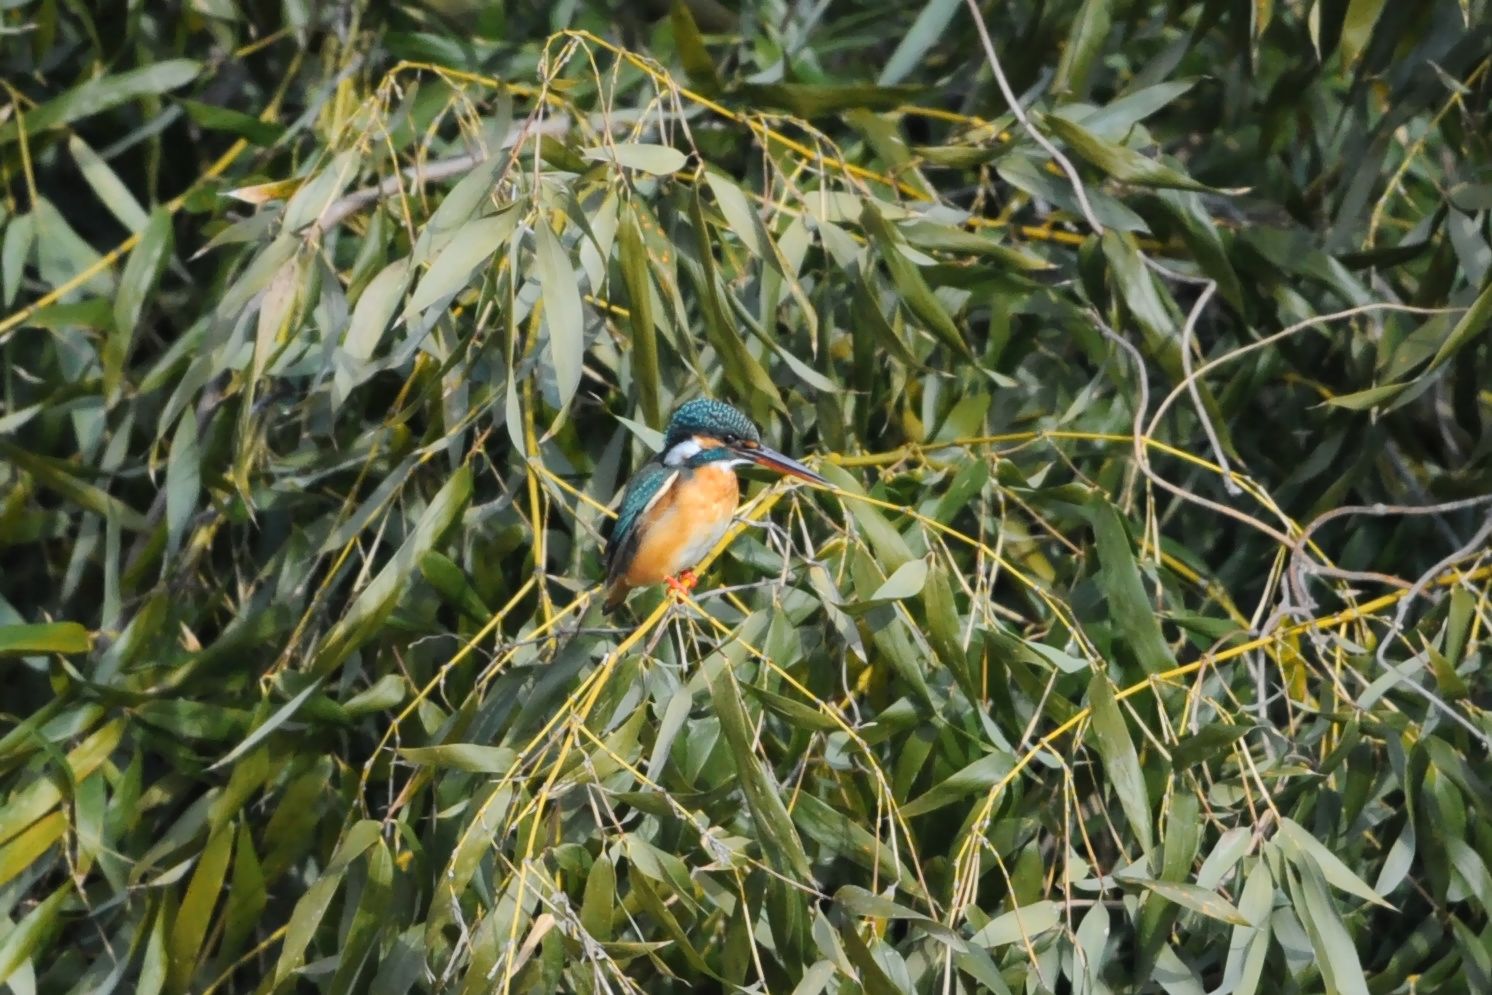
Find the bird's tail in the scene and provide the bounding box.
[602,583,627,615]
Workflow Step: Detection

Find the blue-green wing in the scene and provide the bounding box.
[604,460,677,582]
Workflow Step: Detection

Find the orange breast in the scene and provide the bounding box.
[622,465,739,588]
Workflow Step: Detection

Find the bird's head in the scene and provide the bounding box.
[661,399,827,485]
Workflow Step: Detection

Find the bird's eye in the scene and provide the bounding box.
[722,433,738,445]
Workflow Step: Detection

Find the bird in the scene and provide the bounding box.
[602,398,827,614]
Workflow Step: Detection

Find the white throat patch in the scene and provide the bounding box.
[663,438,702,466]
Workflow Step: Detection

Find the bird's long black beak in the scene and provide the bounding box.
[736,443,828,486]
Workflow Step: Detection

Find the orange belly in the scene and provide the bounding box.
[622,465,739,587]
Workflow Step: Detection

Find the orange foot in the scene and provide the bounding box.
[665,569,698,596]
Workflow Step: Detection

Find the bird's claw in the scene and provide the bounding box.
[665,569,699,596]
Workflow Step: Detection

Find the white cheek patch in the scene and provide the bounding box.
[664,438,702,466]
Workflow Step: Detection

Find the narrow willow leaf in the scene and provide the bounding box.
[167,821,233,991]
[344,257,409,361]
[1197,827,1253,890]
[282,149,360,231]
[1121,875,1250,925]
[744,684,841,732]
[861,202,970,356]
[207,678,325,772]
[312,465,473,675]
[164,410,200,558]
[738,83,921,118]
[869,558,928,601]
[879,0,961,85]
[670,0,724,91]
[1287,860,1371,995]
[1044,113,1215,191]
[581,854,616,941]
[900,750,1014,817]
[137,899,168,995]
[705,651,812,880]
[272,872,344,984]
[0,720,123,846]
[406,210,516,314]
[178,97,283,145]
[619,206,661,427]
[397,744,516,773]
[1276,817,1393,908]
[252,255,301,385]
[581,143,687,175]
[1,211,35,306]
[0,885,68,984]
[0,60,200,146]
[0,811,67,889]
[534,222,583,413]
[68,135,149,232]
[0,444,146,534]
[1083,500,1176,674]
[820,465,915,571]
[1340,0,1390,65]
[704,173,770,260]
[0,622,90,657]
[1426,279,1492,374]
[968,900,1061,947]
[1053,0,1111,96]
[1220,861,1274,995]
[1087,672,1155,853]
[684,189,786,409]
[107,208,173,400]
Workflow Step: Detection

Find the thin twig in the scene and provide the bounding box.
[962,0,1104,234]
[314,114,572,230]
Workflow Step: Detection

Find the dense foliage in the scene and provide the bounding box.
[2,0,1491,991]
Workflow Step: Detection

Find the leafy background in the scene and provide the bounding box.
[2,0,1491,992]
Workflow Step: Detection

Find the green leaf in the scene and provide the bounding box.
[68,136,149,233]
[736,83,922,118]
[1053,0,1112,97]
[0,60,201,146]
[312,465,473,675]
[1276,817,1393,908]
[618,206,661,427]
[0,442,146,530]
[1044,113,1215,191]
[869,558,928,602]
[0,621,90,657]
[107,208,173,400]
[861,201,971,357]
[705,639,813,881]
[880,0,961,85]
[820,465,915,571]
[792,794,925,900]
[900,750,1014,817]
[1084,500,1177,674]
[168,821,233,991]
[0,885,68,984]
[1087,672,1154,853]
[581,143,688,175]
[968,900,1061,947]
[1120,875,1251,925]
[406,211,517,314]
[178,97,283,145]
[345,257,409,361]
[1427,279,1492,374]
[164,410,200,558]
[397,744,516,773]
[534,221,584,414]
[669,0,724,92]
[1286,857,1371,995]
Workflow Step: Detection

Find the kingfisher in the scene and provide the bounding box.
[602,399,827,614]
